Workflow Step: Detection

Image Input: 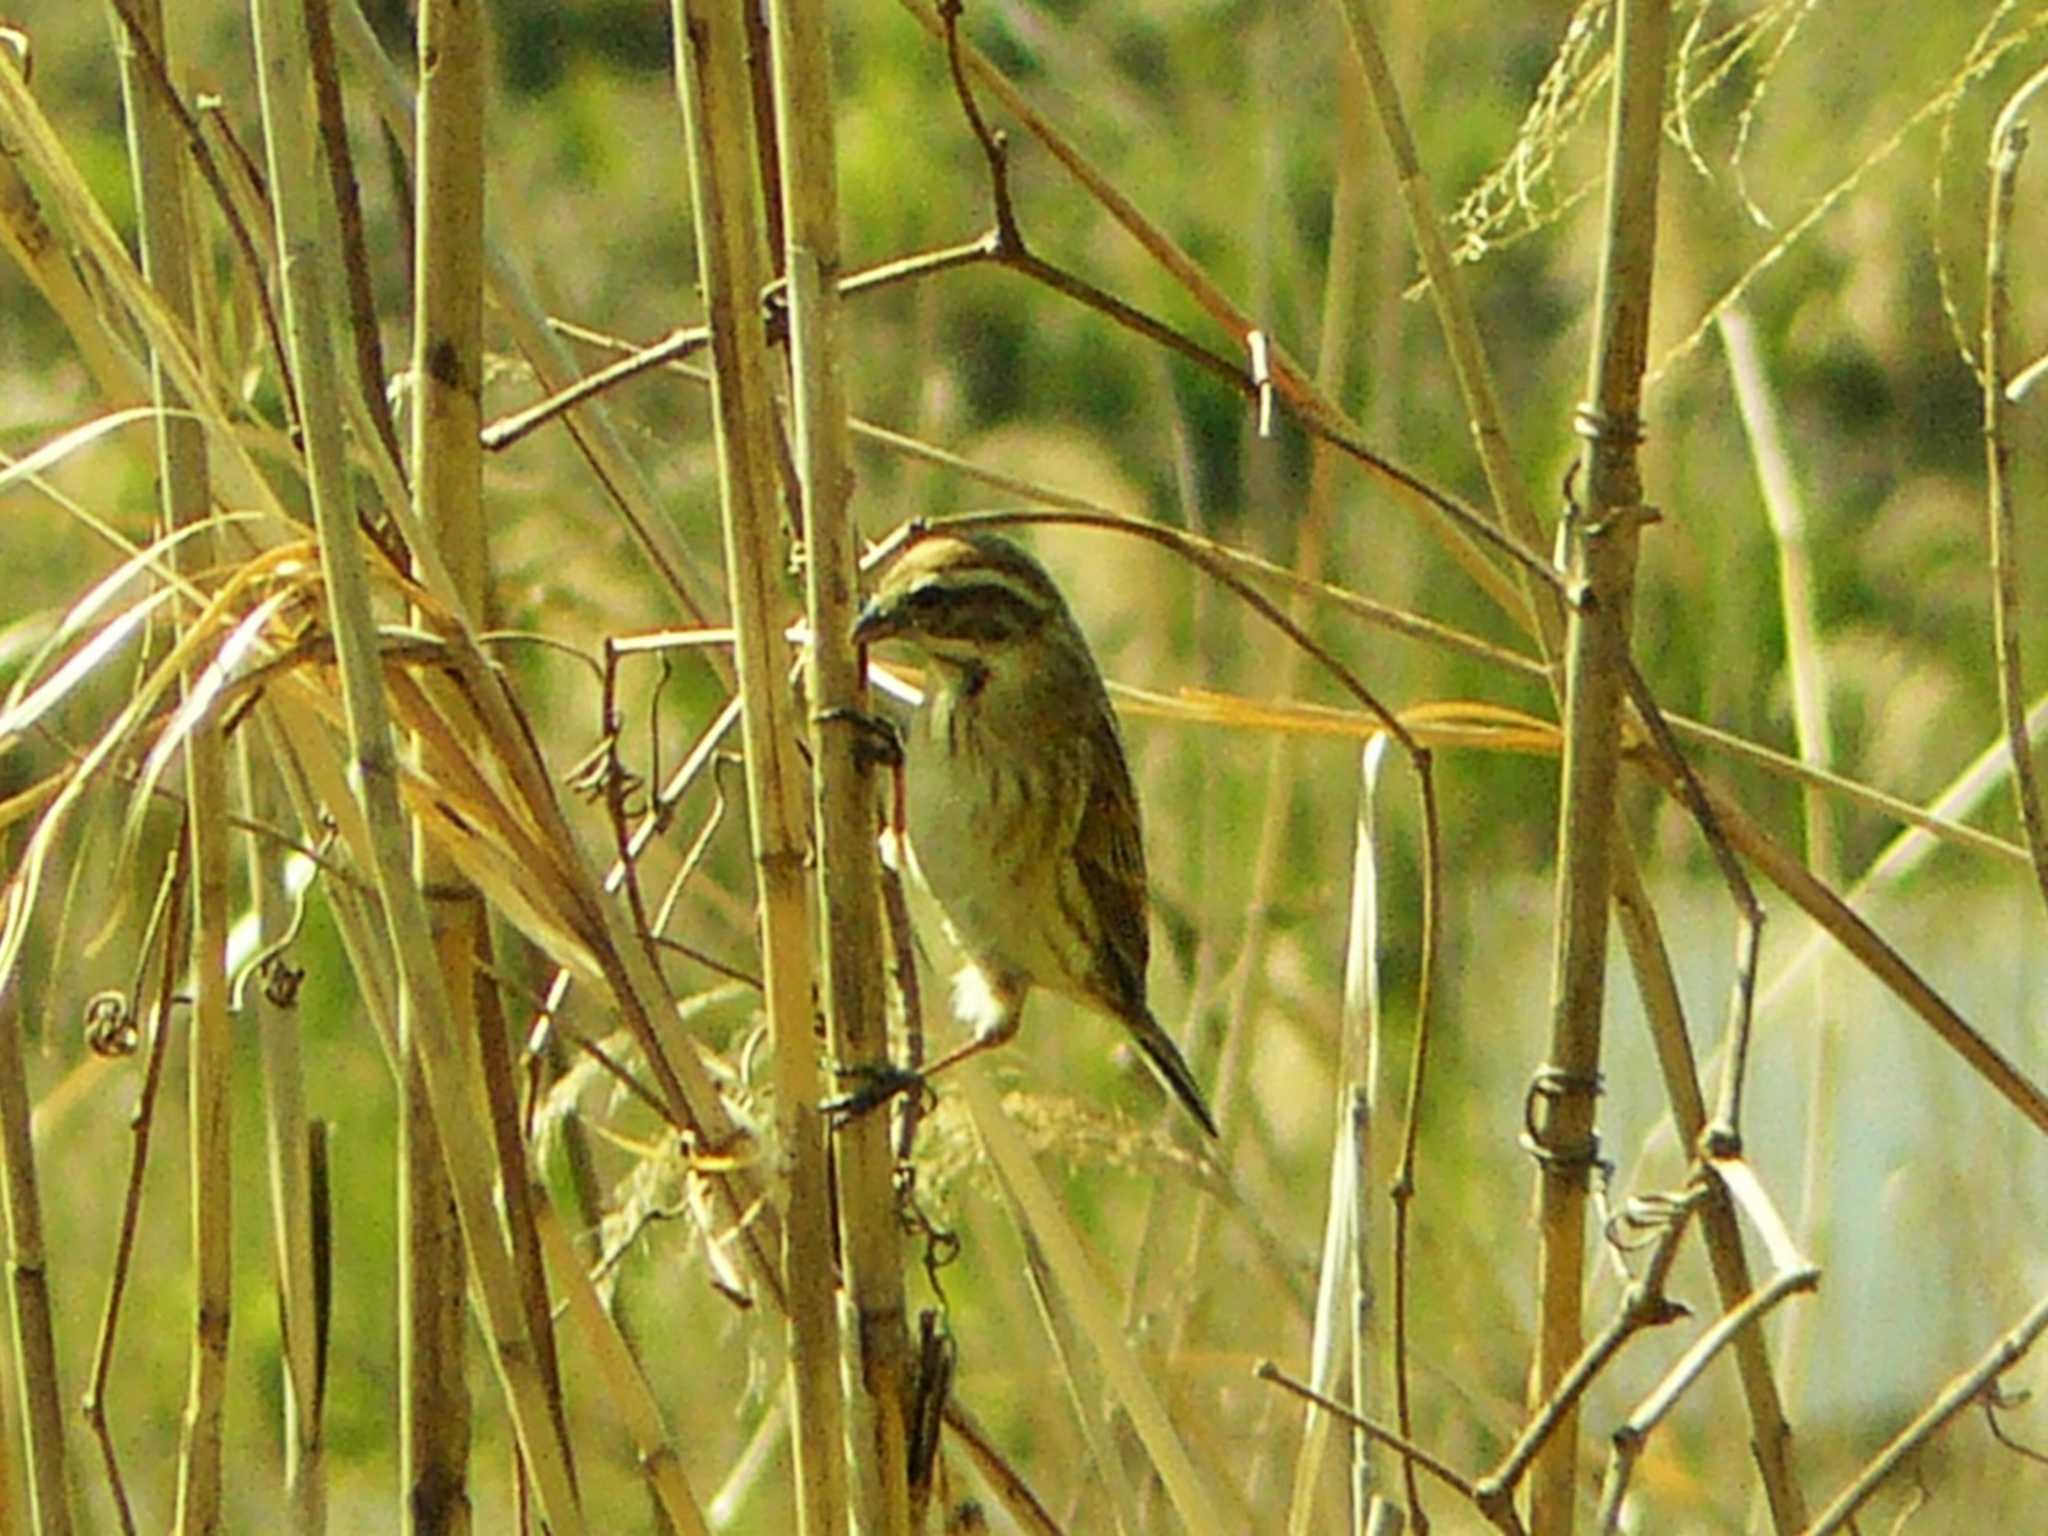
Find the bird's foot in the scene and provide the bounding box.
[812,706,903,771]
[825,1058,934,1125]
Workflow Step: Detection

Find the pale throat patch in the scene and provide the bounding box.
[951,962,1009,1040]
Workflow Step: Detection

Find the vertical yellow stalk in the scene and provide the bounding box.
[671,0,847,1528]
[110,5,230,1532]
[245,0,586,1528]
[1528,4,1670,1532]
[403,0,487,1526]
[767,0,912,1528]
[0,82,88,1513]
[1338,2,1807,1523]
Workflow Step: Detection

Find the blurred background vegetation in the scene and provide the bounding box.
[2,0,2046,1531]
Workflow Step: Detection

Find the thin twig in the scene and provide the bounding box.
[1595,1258,1821,1531]
[938,1400,1068,1536]
[1650,764,2048,1137]
[485,235,994,452]
[106,0,300,437]
[1611,651,1765,1152]
[83,833,192,1536]
[1982,63,2048,918]
[304,0,406,482]
[1476,1189,1699,1516]
[1255,1362,1523,1535]
[929,0,1558,609]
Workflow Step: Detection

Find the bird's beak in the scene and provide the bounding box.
[851,595,896,647]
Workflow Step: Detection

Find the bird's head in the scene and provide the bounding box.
[851,532,1073,674]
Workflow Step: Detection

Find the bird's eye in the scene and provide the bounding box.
[893,576,1041,644]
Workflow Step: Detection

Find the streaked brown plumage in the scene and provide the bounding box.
[851,531,1217,1137]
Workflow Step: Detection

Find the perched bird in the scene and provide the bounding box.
[851,531,1218,1137]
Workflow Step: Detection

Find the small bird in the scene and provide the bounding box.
[851,531,1218,1137]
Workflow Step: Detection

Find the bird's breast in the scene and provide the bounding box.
[903,689,1068,972]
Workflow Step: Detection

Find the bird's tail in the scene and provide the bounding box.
[1128,1009,1220,1138]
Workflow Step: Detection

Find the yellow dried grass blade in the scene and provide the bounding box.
[0,586,179,749]
[958,1063,1228,1536]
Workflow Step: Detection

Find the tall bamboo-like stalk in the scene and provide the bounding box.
[244,1,586,1529]
[110,6,231,1532]
[0,965,65,1534]
[1528,4,1670,1532]
[767,0,912,1528]
[402,0,489,1525]
[241,48,339,1536]
[0,973,59,1536]
[672,0,847,1529]
[1336,4,1806,1526]
[330,0,789,1307]
[0,77,86,1498]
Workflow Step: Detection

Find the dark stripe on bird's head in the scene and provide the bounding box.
[852,533,1069,653]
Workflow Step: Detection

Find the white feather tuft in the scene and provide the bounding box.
[951,964,1006,1038]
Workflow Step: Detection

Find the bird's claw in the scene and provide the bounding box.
[825,1058,931,1124]
[814,706,904,771]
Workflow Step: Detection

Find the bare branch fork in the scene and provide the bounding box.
[1262,1162,1819,1536]
[487,0,1560,614]
[1798,1288,2048,1536]
[1257,1361,1521,1535]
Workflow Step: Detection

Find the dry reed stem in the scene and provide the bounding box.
[0,145,141,403]
[960,1063,1227,1536]
[110,7,234,1527]
[768,0,915,1524]
[331,0,727,638]
[534,1204,713,1536]
[0,935,70,1536]
[248,0,588,1523]
[1335,0,1562,660]
[402,0,498,1523]
[671,0,847,1528]
[1529,3,1670,1528]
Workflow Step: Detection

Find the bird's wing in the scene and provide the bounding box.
[1067,696,1151,1016]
